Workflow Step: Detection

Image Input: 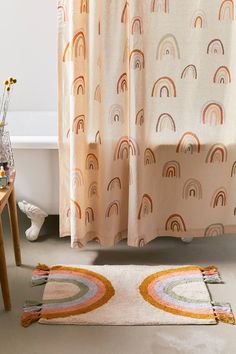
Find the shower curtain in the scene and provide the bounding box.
[58,0,236,248]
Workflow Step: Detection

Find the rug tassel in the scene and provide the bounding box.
[36,263,50,271]
[200,266,223,284]
[211,301,235,325]
[31,263,51,286]
[21,301,42,327]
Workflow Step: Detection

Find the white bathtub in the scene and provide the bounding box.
[7,111,59,215]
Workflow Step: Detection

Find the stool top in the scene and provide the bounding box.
[0,170,15,213]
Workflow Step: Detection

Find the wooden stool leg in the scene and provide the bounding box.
[8,186,21,266]
[0,217,11,311]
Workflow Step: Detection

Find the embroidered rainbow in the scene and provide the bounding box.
[138,194,153,219]
[165,214,186,232]
[151,0,169,13]
[114,137,139,160]
[129,49,145,70]
[156,34,180,60]
[156,113,176,132]
[205,144,227,163]
[151,77,177,98]
[191,10,207,28]
[211,188,227,208]
[162,161,181,178]
[201,102,224,125]
[131,17,143,34]
[219,0,234,21]
[31,266,114,320]
[139,266,220,320]
[207,39,225,55]
[181,65,197,80]
[213,66,231,84]
[176,132,200,154]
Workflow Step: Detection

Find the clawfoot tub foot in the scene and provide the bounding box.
[181,237,194,243]
[18,200,48,241]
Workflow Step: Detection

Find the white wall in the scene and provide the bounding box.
[0,0,58,112]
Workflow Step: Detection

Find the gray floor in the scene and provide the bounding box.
[0,211,236,354]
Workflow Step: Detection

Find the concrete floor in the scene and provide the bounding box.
[0,212,236,354]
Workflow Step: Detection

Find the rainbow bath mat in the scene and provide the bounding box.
[21,264,235,327]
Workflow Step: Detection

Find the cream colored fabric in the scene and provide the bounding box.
[58,0,236,247]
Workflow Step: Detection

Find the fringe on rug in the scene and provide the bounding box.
[32,263,51,286]
[21,301,42,328]
[200,266,223,284]
[211,301,235,325]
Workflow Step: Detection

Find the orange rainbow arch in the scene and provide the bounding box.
[165,214,186,232]
[219,0,234,21]
[85,207,95,225]
[151,0,169,13]
[144,148,156,165]
[88,182,98,198]
[182,178,202,200]
[72,31,86,60]
[138,194,153,220]
[131,16,143,34]
[136,109,145,126]
[86,153,99,170]
[129,49,145,70]
[71,76,85,95]
[109,104,124,124]
[191,10,207,28]
[151,76,176,98]
[156,113,176,132]
[205,223,224,237]
[71,168,84,187]
[181,65,198,80]
[162,161,181,178]
[105,200,120,217]
[156,34,180,60]
[62,42,70,62]
[207,39,225,55]
[94,84,101,102]
[201,102,224,125]
[213,66,231,84]
[205,144,227,163]
[57,4,68,23]
[71,199,82,219]
[176,132,200,154]
[114,136,139,160]
[107,177,122,191]
[72,115,85,134]
[231,161,236,177]
[121,2,129,23]
[95,131,101,144]
[211,188,227,208]
[80,0,89,13]
[117,73,128,94]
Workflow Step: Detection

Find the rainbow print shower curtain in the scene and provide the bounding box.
[58,0,236,247]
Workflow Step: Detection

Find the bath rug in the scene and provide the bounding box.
[21,264,235,327]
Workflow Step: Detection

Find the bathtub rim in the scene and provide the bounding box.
[11,136,58,149]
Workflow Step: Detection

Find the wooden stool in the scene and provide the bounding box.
[0,171,21,311]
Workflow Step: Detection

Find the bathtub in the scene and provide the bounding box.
[7,111,59,215]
